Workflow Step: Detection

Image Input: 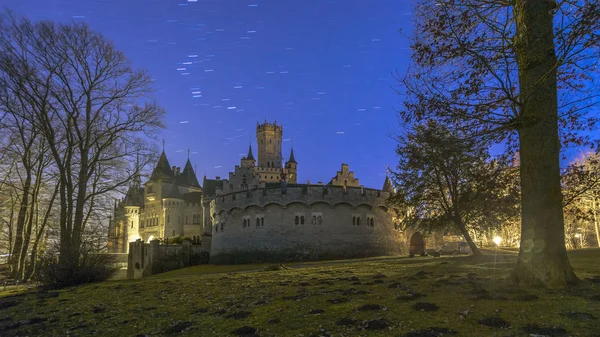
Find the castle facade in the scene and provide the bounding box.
[108,121,407,263]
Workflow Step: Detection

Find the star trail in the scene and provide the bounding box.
[1,0,414,187]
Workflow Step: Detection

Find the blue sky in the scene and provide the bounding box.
[1,0,414,188]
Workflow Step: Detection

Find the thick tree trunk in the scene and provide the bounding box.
[511,0,578,287]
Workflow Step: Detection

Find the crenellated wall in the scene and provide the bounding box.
[209,184,406,264]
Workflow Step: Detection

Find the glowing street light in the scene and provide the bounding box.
[493,236,502,246]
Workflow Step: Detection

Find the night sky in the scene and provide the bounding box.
[1,0,413,189]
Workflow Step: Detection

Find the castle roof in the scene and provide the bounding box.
[286,147,297,164]
[150,151,174,181]
[202,176,224,197]
[123,186,144,207]
[382,176,394,193]
[246,144,255,161]
[178,159,201,187]
[165,181,182,199]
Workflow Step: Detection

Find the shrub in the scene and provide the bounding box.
[35,247,119,288]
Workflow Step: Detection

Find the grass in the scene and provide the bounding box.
[1,249,599,337]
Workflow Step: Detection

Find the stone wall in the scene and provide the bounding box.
[127,239,210,279]
[209,184,406,264]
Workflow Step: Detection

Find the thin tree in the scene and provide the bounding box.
[397,0,599,287]
[0,14,164,286]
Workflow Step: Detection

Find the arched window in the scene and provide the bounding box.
[221,223,224,231]
[357,217,361,226]
[300,216,305,225]
[353,216,356,226]
[215,224,219,232]
[312,216,317,225]
[370,218,374,227]
[261,218,264,226]
[256,218,260,227]
[243,219,246,228]
[317,216,322,225]
[295,216,299,225]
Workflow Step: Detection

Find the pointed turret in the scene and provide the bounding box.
[178,159,201,187]
[246,144,255,161]
[382,175,394,193]
[287,147,297,164]
[150,151,174,181]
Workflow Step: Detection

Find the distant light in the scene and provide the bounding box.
[574,233,582,238]
[357,108,366,111]
[177,68,186,71]
[249,4,258,6]
[493,236,502,246]
[183,62,192,65]
[234,86,242,89]
[247,30,256,33]
[72,15,86,19]
[204,69,214,72]
[175,150,183,153]
[180,121,189,124]
[336,131,345,134]
[214,165,222,168]
[227,107,236,110]
[192,91,201,94]
[188,54,198,58]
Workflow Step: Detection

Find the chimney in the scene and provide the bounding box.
[216,176,220,180]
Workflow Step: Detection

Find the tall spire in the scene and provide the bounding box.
[187,148,190,160]
[246,144,255,161]
[150,150,174,181]
[287,147,297,164]
[162,139,165,152]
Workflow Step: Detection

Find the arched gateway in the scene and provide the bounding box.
[409,232,425,256]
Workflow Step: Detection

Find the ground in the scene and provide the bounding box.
[1,249,599,337]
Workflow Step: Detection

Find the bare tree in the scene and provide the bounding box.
[397,0,599,287]
[0,13,164,286]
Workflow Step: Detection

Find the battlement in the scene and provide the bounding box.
[256,121,283,133]
[213,184,390,214]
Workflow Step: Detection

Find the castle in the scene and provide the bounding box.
[108,121,411,263]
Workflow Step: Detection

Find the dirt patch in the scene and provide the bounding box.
[163,321,193,334]
[478,316,511,329]
[335,318,360,326]
[225,311,251,320]
[521,324,568,337]
[563,311,596,321]
[356,304,384,311]
[397,293,426,302]
[400,327,458,337]
[231,326,258,337]
[363,319,389,331]
[412,302,439,312]
[327,297,349,304]
[512,294,539,301]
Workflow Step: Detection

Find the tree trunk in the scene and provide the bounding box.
[9,170,31,276]
[510,0,578,287]
[592,197,600,248]
[454,215,483,257]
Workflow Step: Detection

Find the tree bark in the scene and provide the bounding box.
[510,0,578,287]
[454,215,483,257]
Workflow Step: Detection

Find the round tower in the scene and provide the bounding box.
[256,121,283,168]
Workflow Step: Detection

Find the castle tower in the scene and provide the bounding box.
[285,147,298,183]
[256,121,283,168]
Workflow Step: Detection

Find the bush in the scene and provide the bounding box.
[35,248,119,288]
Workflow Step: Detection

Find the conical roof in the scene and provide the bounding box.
[178,159,200,187]
[287,148,297,164]
[382,175,394,193]
[150,151,174,181]
[246,144,255,161]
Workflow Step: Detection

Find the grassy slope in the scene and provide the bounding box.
[0,249,599,337]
